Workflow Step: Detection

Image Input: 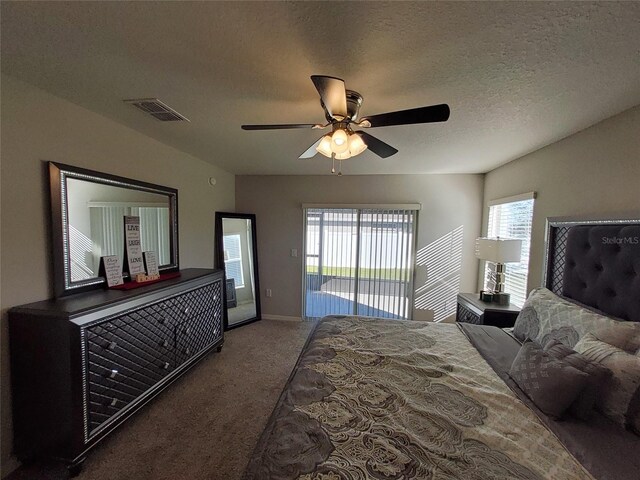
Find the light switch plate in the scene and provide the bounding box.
[290,249,298,257]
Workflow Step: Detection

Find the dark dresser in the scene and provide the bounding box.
[456,293,520,328]
[9,268,224,474]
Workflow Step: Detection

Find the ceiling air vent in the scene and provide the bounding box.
[124,98,190,122]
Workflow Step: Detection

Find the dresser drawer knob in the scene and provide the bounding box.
[105,369,118,379]
[183,307,190,315]
[106,398,118,407]
[106,341,117,350]
[163,362,170,370]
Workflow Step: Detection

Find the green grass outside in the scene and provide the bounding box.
[305,265,407,280]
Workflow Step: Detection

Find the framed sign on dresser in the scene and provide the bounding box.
[9,268,224,475]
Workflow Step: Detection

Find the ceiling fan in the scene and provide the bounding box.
[241,75,450,174]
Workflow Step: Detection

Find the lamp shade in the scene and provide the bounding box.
[475,237,522,263]
[348,132,368,156]
[316,135,333,158]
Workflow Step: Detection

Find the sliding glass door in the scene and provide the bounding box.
[303,207,417,320]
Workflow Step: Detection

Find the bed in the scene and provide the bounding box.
[243,216,640,480]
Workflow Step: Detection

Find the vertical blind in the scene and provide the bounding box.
[303,207,417,320]
[484,194,535,307]
[82,205,170,281]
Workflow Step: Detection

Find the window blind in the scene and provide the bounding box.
[303,207,416,320]
[223,234,244,288]
[484,196,535,307]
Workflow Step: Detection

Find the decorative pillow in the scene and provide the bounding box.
[509,341,589,418]
[588,323,640,354]
[544,339,612,419]
[574,333,640,434]
[512,287,631,347]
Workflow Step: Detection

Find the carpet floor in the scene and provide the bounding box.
[6,318,315,480]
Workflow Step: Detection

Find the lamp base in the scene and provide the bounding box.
[493,292,511,306]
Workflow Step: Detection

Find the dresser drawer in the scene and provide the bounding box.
[175,280,223,364]
[175,311,223,364]
[85,324,175,435]
[456,302,483,324]
[162,283,218,323]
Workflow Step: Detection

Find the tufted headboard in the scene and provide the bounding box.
[544,215,640,322]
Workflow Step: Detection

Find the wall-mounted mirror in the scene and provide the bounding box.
[215,212,261,329]
[50,162,179,297]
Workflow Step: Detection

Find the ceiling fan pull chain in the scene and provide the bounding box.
[331,154,336,174]
[338,159,343,176]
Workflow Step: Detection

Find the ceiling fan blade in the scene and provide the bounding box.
[241,123,317,130]
[362,104,450,128]
[356,131,398,158]
[299,138,322,159]
[310,75,348,120]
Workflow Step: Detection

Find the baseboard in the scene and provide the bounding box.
[261,314,302,322]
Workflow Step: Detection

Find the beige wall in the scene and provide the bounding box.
[0,75,235,475]
[236,174,484,322]
[482,105,640,294]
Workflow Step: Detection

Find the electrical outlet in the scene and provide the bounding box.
[266,289,272,298]
[291,248,298,257]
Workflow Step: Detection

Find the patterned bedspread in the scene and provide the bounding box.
[243,316,594,480]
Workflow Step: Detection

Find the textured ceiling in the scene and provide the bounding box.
[2,1,639,175]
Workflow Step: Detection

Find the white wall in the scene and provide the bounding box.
[0,75,235,475]
[235,174,484,322]
[481,105,640,294]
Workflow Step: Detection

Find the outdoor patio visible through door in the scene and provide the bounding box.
[303,206,418,320]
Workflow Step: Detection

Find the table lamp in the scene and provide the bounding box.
[475,237,522,305]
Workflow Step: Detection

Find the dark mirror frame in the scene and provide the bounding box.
[215,212,261,330]
[49,162,179,297]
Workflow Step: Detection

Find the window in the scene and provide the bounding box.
[223,234,244,288]
[303,206,418,320]
[484,193,535,307]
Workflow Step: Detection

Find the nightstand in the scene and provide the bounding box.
[456,293,520,328]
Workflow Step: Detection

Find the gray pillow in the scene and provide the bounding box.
[544,339,612,419]
[510,341,589,418]
[575,333,640,434]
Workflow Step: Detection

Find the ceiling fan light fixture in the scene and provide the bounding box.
[331,129,349,153]
[334,151,351,160]
[348,132,368,156]
[316,134,333,157]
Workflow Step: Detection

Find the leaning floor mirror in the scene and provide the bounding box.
[215,212,261,329]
